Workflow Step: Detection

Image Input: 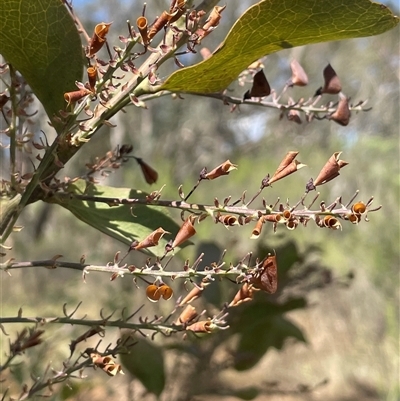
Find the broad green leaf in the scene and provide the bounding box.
[119,335,165,397]
[48,180,185,256]
[234,314,306,371]
[162,0,399,93]
[0,0,83,131]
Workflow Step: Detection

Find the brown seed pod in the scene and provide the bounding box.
[87,22,112,57]
[315,63,342,96]
[250,255,278,294]
[244,69,271,99]
[288,59,308,87]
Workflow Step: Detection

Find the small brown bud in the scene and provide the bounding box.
[313,151,348,186]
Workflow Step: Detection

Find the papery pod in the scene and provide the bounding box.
[250,255,278,294]
[218,214,239,226]
[244,69,271,99]
[251,217,264,239]
[171,216,196,249]
[179,283,205,306]
[203,160,237,180]
[87,22,112,57]
[288,59,308,87]
[64,89,91,105]
[313,151,348,186]
[352,202,367,215]
[186,320,213,334]
[135,157,158,184]
[133,228,170,250]
[315,63,342,95]
[158,284,173,300]
[269,160,306,185]
[137,17,149,45]
[323,215,342,230]
[329,93,351,126]
[229,283,255,307]
[175,305,198,324]
[146,284,162,302]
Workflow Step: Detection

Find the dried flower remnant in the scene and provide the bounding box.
[229,282,255,307]
[250,255,278,294]
[315,63,342,96]
[218,214,239,226]
[287,59,308,87]
[91,353,124,376]
[322,215,342,230]
[287,97,302,124]
[195,5,226,42]
[64,89,91,106]
[175,305,198,324]
[135,157,158,184]
[137,17,149,46]
[202,160,237,180]
[87,66,98,93]
[244,69,271,99]
[328,93,351,126]
[251,217,264,239]
[131,228,170,250]
[269,151,306,185]
[87,22,112,57]
[146,283,173,302]
[10,328,44,354]
[312,151,348,187]
[168,216,196,251]
[186,320,213,334]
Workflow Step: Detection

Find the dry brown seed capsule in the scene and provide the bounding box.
[137,16,149,45]
[146,284,162,302]
[204,160,237,180]
[288,59,308,87]
[228,282,255,307]
[87,22,112,57]
[135,157,158,184]
[313,151,348,186]
[352,202,367,215]
[158,284,173,300]
[250,255,278,294]
[171,216,196,249]
[64,89,91,106]
[315,63,342,96]
[323,215,342,230]
[251,217,264,239]
[87,66,97,92]
[133,227,170,250]
[244,69,271,99]
[175,305,198,324]
[329,93,351,126]
[186,320,213,334]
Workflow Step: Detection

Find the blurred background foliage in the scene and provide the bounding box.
[1,0,399,400]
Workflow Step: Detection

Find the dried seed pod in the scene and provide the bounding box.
[323,215,342,230]
[204,160,237,180]
[158,284,173,300]
[179,284,205,306]
[244,69,271,99]
[286,219,298,230]
[229,283,255,307]
[186,320,213,334]
[346,213,361,224]
[328,93,351,126]
[132,227,170,250]
[64,89,91,106]
[352,202,367,215]
[288,59,308,87]
[170,216,196,249]
[313,151,348,186]
[146,284,162,302]
[315,63,342,96]
[175,305,198,324]
[195,5,226,41]
[87,66,97,92]
[218,214,239,226]
[135,157,158,184]
[263,214,282,223]
[250,255,278,294]
[137,16,149,45]
[87,22,112,57]
[269,160,306,185]
[250,217,264,239]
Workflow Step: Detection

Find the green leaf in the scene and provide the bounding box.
[119,335,165,397]
[48,179,185,256]
[0,0,83,131]
[162,0,399,93]
[234,314,306,371]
